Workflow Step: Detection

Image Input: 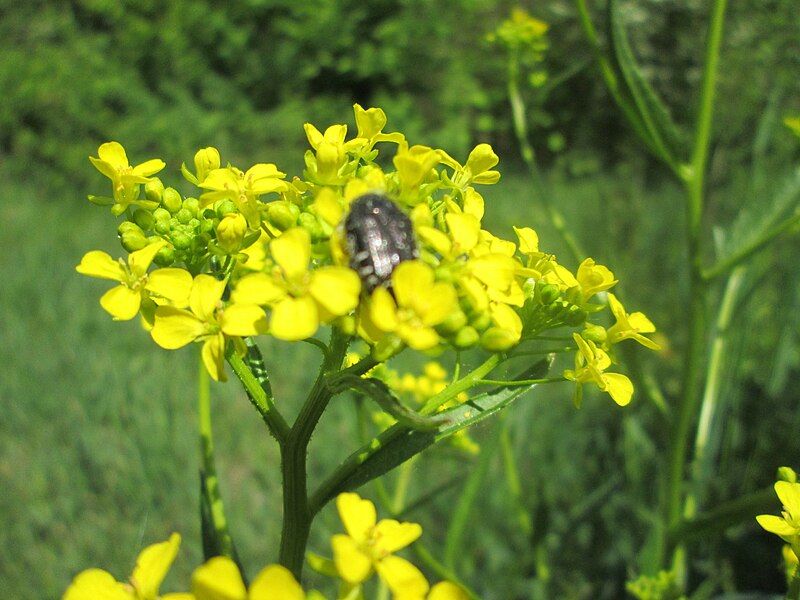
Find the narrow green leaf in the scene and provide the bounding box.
[608,0,686,170]
[309,358,552,513]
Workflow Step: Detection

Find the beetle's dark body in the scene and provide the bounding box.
[344,193,418,293]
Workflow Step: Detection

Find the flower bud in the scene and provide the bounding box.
[172,231,193,250]
[537,283,560,305]
[120,230,148,252]
[182,197,200,217]
[154,246,176,267]
[144,178,165,203]
[162,187,182,214]
[216,213,248,254]
[132,208,156,231]
[564,305,587,327]
[452,326,480,349]
[176,208,194,225]
[267,200,300,231]
[778,467,798,483]
[118,220,143,237]
[438,309,467,334]
[194,147,220,183]
[298,212,325,241]
[153,207,171,222]
[215,199,238,218]
[582,323,607,345]
[480,327,518,352]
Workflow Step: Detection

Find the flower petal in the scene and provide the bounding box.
[373,519,423,554]
[369,287,399,333]
[220,304,268,337]
[202,333,227,382]
[128,241,167,278]
[331,534,373,584]
[602,372,634,406]
[337,492,377,541]
[100,285,142,320]
[776,481,800,520]
[150,306,206,349]
[191,555,247,600]
[189,275,226,322]
[375,555,429,598]
[232,273,286,306]
[62,568,131,600]
[131,533,181,600]
[76,251,126,282]
[248,565,305,600]
[309,267,361,316]
[97,141,129,168]
[146,268,193,307]
[271,228,311,283]
[429,581,469,600]
[269,296,319,341]
[756,514,798,537]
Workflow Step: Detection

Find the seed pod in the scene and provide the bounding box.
[344,193,418,293]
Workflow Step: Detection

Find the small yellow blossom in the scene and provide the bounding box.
[606,293,661,350]
[194,147,221,184]
[332,492,423,587]
[232,227,361,341]
[439,143,501,189]
[353,104,405,152]
[151,274,267,381]
[576,258,617,298]
[564,333,633,407]
[199,164,288,227]
[757,481,800,551]
[366,261,457,351]
[62,533,186,600]
[76,242,192,320]
[90,142,166,215]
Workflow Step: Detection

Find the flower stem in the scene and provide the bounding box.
[278,329,350,578]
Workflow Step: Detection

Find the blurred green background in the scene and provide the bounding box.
[1,1,799,598]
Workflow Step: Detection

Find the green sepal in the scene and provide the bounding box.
[87,194,115,206]
[306,551,339,578]
[311,357,552,513]
[181,161,199,185]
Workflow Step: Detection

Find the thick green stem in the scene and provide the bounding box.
[661,0,728,576]
[278,329,350,578]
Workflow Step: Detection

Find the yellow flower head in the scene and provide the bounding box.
[757,481,800,550]
[332,492,423,586]
[199,164,288,227]
[606,293,661,350]
[232,227,361,341]
[76,241,192,321]
[90,142,166,215]
[365,260,457,351]
[151,274,267,381]
[563,333,633,407]
[439,143,501,189]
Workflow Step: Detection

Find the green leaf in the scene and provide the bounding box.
[309,357,553,514]
[607,0,686,171]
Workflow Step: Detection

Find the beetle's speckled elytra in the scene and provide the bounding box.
[344,193,418,294]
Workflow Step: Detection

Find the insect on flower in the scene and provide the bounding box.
[344,193,418,294]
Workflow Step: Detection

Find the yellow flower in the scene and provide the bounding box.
[76,242,192,320]
[606,293,661,350]
[563,333,633,407]
[439,143,501,189]
[303,123,361,185]
[332,493,423,587]
[199,164,288,227]
[393,145,441,204]
[150,274,267,381]
[231,227,361,341]
[89,142,166,215]
[194,147,221,184]
[353,104,405,152]
[757,481,800,550]
[575,258,617,298]
[62,533,188,600]
[366,260,457,351]
[191,556,306,600]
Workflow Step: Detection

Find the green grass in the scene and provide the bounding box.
[2,165,797,599]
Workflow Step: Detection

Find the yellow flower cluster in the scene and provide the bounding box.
[62,494,465,600]
[78,104,659,404]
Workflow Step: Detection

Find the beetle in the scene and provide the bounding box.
[344,193,418,294]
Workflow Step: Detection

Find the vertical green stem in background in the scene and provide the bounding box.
[663,0,728,575]
[279,329,351,577]
[507,49,585,263]
[198,353,236,559]
[684,266,745,521]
